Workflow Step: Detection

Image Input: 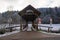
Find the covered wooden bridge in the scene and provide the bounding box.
[18,5,41,31]
[3,5,53,32]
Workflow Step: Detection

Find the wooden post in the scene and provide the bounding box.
[50,18,52,26]
[20,23,22,31]
[20,19,23,31]
[48,27,50,32]
[38,18,41,31]
[26,21,28,31]
[32,21,34,31]
[36,24,38,31]
[10,27,13,32]
[32,21,38,31]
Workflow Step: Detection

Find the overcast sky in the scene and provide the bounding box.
[0,0,60,12]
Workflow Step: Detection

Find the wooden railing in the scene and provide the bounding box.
[38,25,53,32]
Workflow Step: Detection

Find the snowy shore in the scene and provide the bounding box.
[0,24,60,37]
[0,24,60,31]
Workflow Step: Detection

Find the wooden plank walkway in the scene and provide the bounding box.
[0,31,60,40]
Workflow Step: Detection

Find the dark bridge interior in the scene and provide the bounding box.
[18,5,41,31]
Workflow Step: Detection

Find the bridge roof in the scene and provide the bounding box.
[18,5,41,21]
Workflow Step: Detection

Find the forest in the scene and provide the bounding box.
[0,7,60,24]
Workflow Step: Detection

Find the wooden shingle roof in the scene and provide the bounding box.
[18,5,41,21]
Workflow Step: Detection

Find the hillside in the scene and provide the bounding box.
[0,7,60,24]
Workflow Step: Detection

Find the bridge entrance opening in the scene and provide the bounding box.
[18,5,41,31]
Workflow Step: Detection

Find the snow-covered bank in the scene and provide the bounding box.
[28,24,60,31]
[0,24,60,31]
[38,24,60,31]
[0,31,20,37]
[0,24,60,37]
[39,31,60,35]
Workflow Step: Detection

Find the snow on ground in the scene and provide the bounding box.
[39,31,60,35]
[0,31,20,37]
[0,24,60,37]
[0,24,60,31]
[38,24,60,31]
[28,24,60,31]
